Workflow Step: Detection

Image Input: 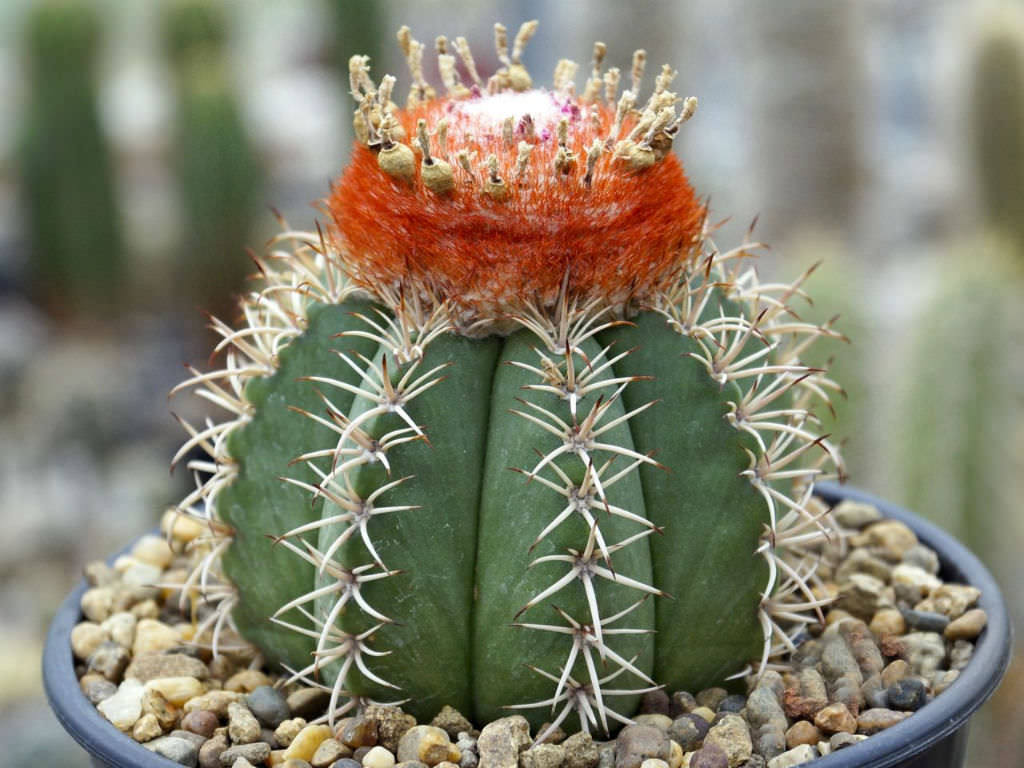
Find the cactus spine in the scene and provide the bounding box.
[173,25,843,734]
[19,0,122,316]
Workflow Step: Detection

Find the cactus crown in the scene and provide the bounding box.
[172,22,845,738]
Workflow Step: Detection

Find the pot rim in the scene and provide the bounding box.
[42,483,1013,768]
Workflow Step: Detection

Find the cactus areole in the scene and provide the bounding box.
[174,23,844,738]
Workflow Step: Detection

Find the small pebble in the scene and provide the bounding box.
[832,500,882,529]
[667,716,704,752]
[766,744,817,768]
[97,678,145,731]
[703,714,752,767]
[900,607,949,633]
[132,712,164,742]
[331,760,363,768]
[614,724,670,768]
[219,742,272,766]
[430,706,475,739]
[856,708,909,734]
[132,534,175,568]
[900,632,947,676]
[688,743,728,768]
[185,690,244,718]
[227,701,262,744]
[145,734,200,766]
[146,676,206,706]
[102,612,138,649]
[341,716,380,748]
[126,652,208,682]
[690,707,715,725]
[182,710,220,739]
[311,739,350,768]
[880,659,909,689]
[928,584,981,619]
[828,732,867,751]
[199,732,229,768]
[562,732,599,768]
[944,608,987,640]
[363,705,418,754]
[71,622,110,660]
[813,703,856,735]
[717,695,746,714]
[247,685,290,728]
[784,721,820,749]
[853,520,918,562]
[81,586,116,622]
[276,717,308,748]
[902,544,940,575]
[81,675,118,704]
[523,744,568,768]
[886,679,928,711]
[86,641,131,682]
[838,574,890,618]
[868,608,906,637]
[283,724,336,762]
[933,669,960,695]
[132,618,181,656]
[362,746,397,768]
[141,688,179,731]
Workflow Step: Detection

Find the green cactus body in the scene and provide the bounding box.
[175,25,843,736]
[19,0,122,315]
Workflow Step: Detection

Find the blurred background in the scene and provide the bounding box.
[0,0,1021,764]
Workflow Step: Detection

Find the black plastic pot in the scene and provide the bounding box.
[44,484,1012,768]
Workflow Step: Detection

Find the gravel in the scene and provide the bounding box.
[66,497,987,767]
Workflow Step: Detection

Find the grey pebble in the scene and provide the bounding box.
[330,761,363,768]
[887,679,928,711]
[744,685,787,760]
[247,685,291,728]
[614,724,670,768]
[219,742,272,767]
[718,694,747,713]
[227,701,262,744]
[477,716,531,768]
[81,677,118,704]
[902,544,940,575]
[86,641,131,682]
[900,607,950,633]
[145,735,200,767]
[667,714,707,751]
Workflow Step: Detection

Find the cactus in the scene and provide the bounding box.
[173,25,844,735]
[163,0,264,315]
[18,0,122,316]
[969,4,1024,253]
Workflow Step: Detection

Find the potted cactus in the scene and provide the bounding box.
[44,22,1011,768]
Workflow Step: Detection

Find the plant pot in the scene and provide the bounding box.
[43,483,1013,768]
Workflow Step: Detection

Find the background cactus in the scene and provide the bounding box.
[174,25,844,734]
[18,0,123,318]
[968,4,1024,254]
[162,0,264,319]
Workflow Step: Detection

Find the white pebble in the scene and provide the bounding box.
[364,745,397,768]
[70,622,109,660]
[132,619,181,656]
[97,678,145,731]
[102,612,137,649]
